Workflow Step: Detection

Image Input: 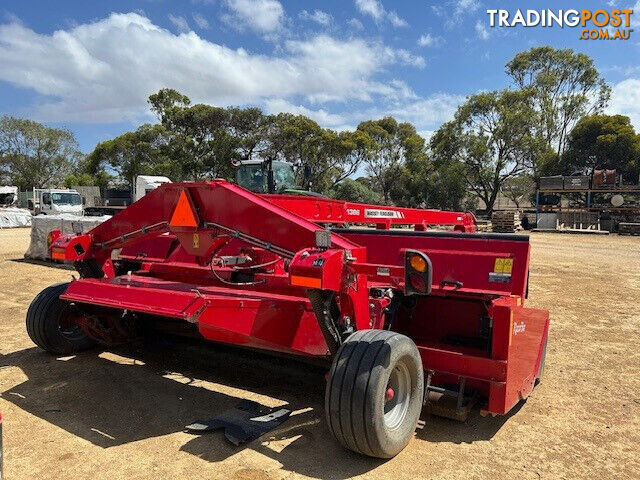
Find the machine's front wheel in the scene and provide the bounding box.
[26,282,95,355]
[325,330,424,458]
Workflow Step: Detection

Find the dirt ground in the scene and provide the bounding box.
[0,227,639,480]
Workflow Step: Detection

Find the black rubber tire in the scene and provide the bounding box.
[26,282,95,355]
[325,330,424,458]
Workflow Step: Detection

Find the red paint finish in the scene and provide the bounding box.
[51,179,548,417]
[385,387,395,401]
[338,230,531,299]
[489,301,549,414]
[263,194,477,232]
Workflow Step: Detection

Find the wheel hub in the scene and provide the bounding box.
[383,362,411,430]
[385,387,395,401]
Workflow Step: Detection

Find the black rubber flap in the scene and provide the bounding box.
[185,399,291,445]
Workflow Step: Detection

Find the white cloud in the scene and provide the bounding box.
[475,21,489,40]
[347,18,364,30]
[633,1,640,28]
[355,0,407,27]
[417,130,435,142]
[433,0,481,28]
[454,0,480,16]
[417,33,442,47]
[608,78,640,131]
[387,11,408,28]
[391,49,426,69]
[386,93,465,127]
[264,99,347,128]
[299,9,332,26]
[0,13,424,123]
[355,0,384,20]
[192,12,210,29]
[222,0,284,35]
[267,92,464,137]
[168,14,190,33]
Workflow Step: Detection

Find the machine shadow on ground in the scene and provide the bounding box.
[0,336,516,479]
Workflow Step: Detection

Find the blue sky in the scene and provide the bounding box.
[0,0,639,152]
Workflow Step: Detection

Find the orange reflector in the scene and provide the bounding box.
[170,190,198,228]
[290,275,322,288]
[409,254,427,273]
[51,249,66,260]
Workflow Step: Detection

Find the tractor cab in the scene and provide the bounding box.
[235,159,297,194]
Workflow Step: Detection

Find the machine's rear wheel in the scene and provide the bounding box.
[26,282,95,355]
[325,330,424,458]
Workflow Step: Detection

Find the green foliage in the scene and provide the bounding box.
[388,155,467,211]
[562,114,640,179]
[0,115,81,189]
[506,46,610,155]
[431,89,538,214]
[423,161,469,211]
[357,117,425,202]
[501,174,535,208]
[148,88,191,121]
[331,178,383,204]
[86,123,178,185]
[63,173,97,188]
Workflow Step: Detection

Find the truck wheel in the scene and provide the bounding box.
[26,282,95,355]
[326,330,424,458]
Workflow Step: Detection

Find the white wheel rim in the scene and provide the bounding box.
[383,361,411,430]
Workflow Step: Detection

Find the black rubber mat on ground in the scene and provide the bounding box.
[185,399,291,445]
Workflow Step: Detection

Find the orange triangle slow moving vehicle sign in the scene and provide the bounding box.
[170,190,199,228]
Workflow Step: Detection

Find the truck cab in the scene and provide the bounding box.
[36,189,83,215]
[135,176,172,202]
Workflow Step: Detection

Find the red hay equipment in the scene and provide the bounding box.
[29,180,548,458]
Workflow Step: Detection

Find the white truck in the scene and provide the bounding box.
[0,186,18,206]
[134,175,171,202]
[32,188,83,216]
[83,175,172,216]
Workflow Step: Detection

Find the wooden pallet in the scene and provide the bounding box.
[619,222,640,236]
[491,211,521,233]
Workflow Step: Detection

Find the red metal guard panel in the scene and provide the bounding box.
[337,229,531,298]
[62,276,329,357]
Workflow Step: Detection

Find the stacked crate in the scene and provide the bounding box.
[558,211,599,230]
[491,211,521,233]
[619,223,640,236]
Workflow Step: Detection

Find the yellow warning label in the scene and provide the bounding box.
[494,258,513,274]
[193,233,200,249]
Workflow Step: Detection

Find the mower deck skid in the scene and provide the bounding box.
[38,179,549,457]
[61,275,328,356]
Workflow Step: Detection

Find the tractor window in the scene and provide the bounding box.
[237,165,267,193]
[51,193,82,205]
[272,161,296,192]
